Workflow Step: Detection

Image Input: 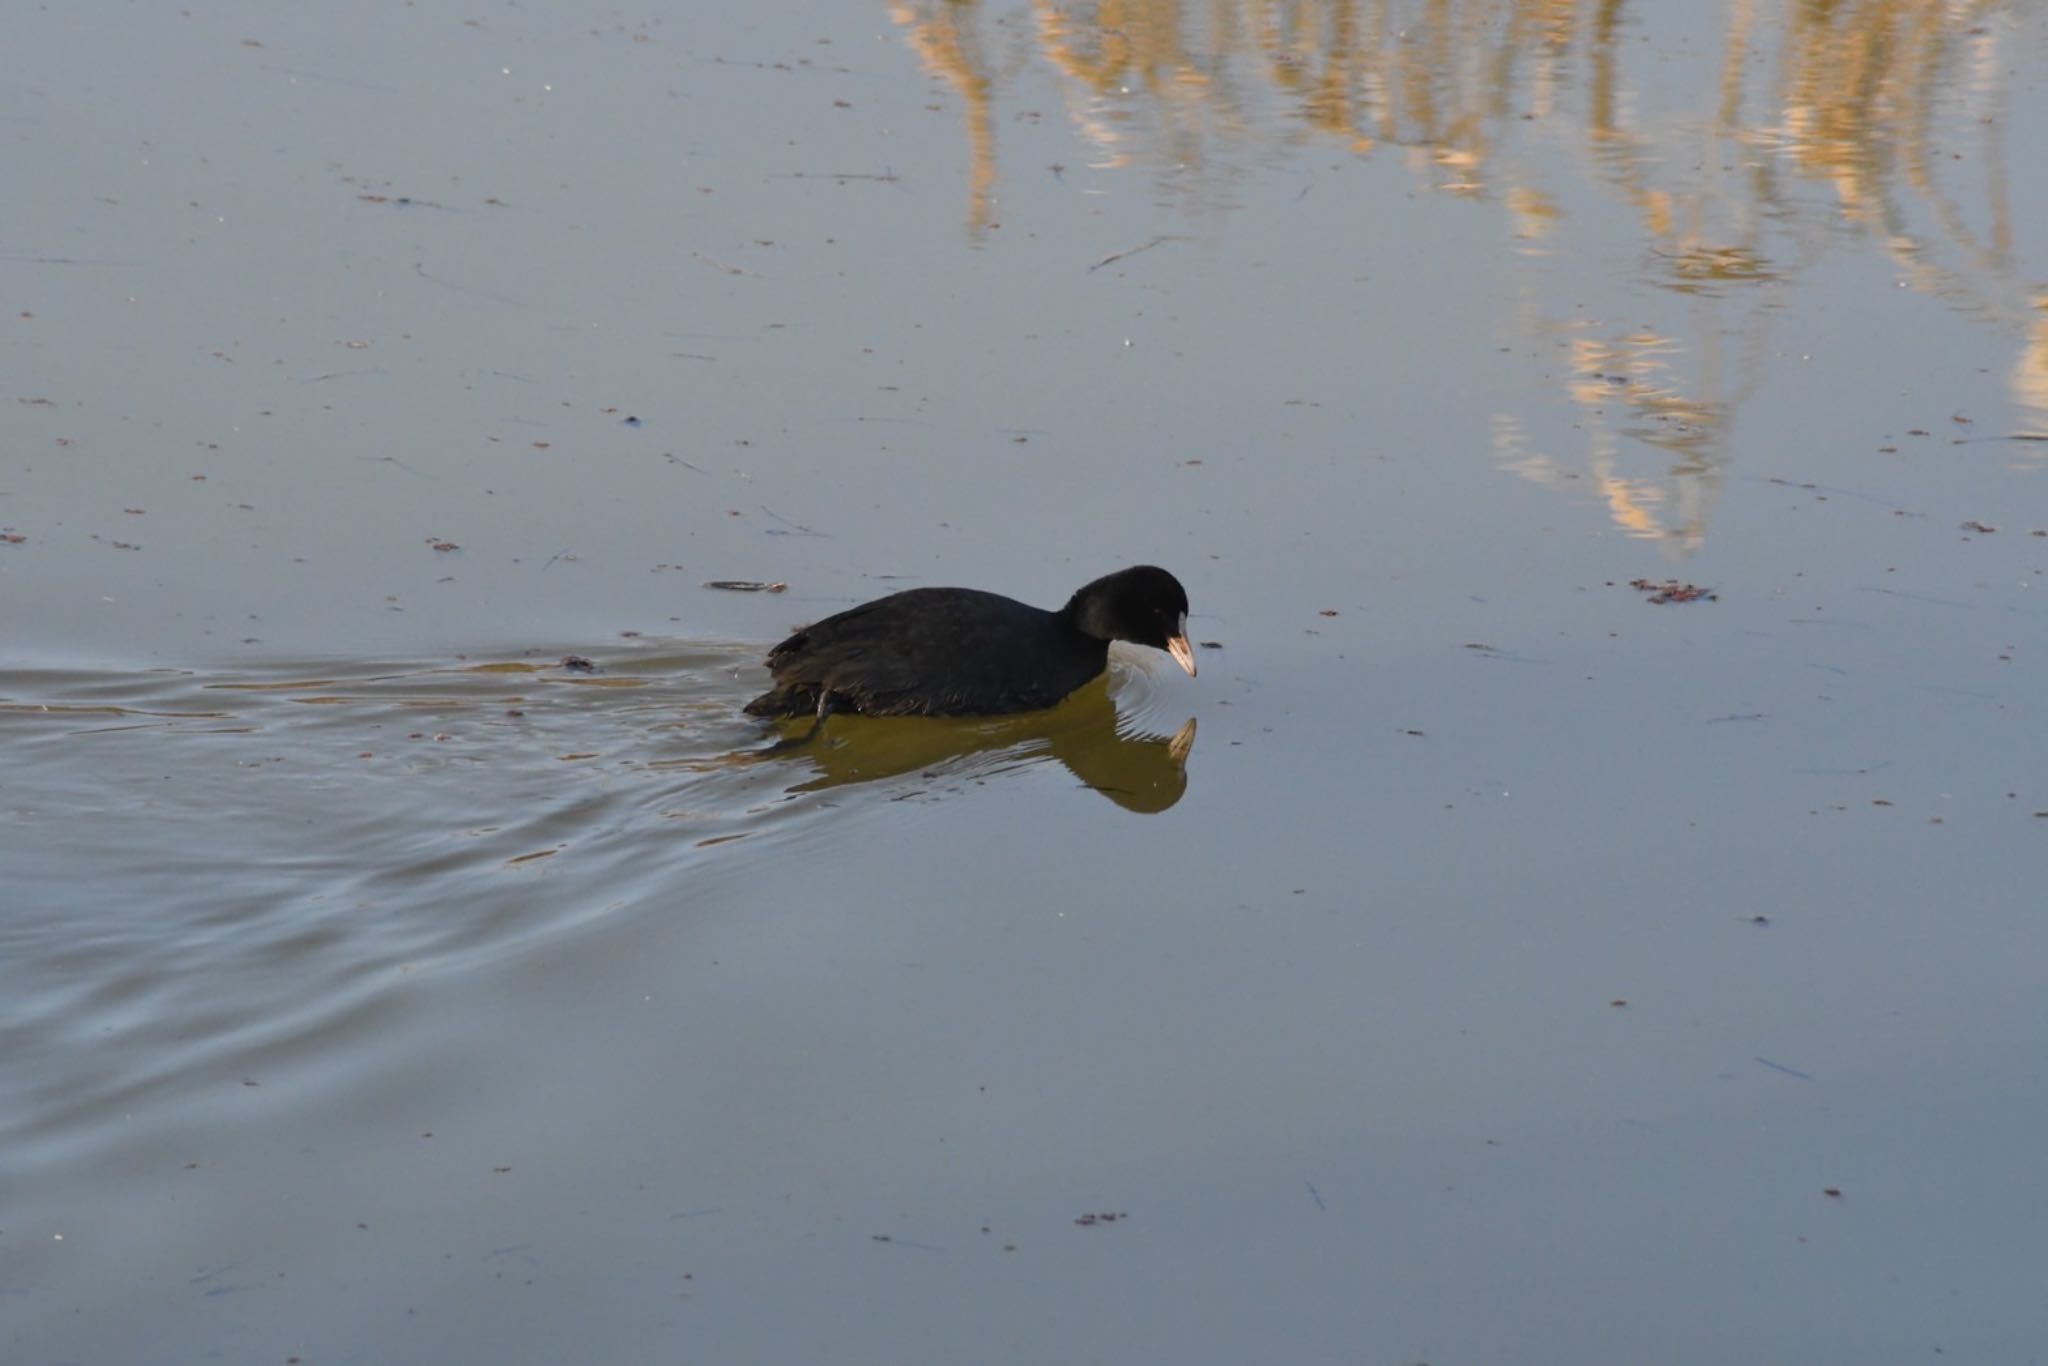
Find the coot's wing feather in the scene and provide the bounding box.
[754,587,1092,717]
[761,593,905,671]
[846,616,1068,715]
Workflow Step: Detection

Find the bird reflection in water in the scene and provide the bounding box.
[755,677,1196,814]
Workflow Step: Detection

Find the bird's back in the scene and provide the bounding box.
[747,586,1109,717]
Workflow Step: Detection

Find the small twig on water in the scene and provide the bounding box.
[758,505,829,537]
[1088,235,1181,273]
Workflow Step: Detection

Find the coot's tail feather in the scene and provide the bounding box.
[744,684,818,717]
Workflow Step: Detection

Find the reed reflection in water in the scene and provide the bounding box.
[892,0,2046,548]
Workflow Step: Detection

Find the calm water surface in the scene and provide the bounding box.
[5,2,2047,1363]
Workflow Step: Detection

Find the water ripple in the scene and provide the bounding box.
[0,646,1195,1179]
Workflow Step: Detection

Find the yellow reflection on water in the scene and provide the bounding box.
[2017,290,2048,444]
[890,3,998,234]
[893,1,2029,247]
[756,676,1198,813]
[892,0,2044,538]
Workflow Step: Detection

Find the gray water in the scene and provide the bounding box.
[6,3,2048,1363]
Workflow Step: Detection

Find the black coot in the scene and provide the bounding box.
[745,565,1196,721]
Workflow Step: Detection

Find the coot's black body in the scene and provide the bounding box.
[745,565,1195,721]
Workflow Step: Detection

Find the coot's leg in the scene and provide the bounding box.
[760,689,837,754]
[798,689,838,742]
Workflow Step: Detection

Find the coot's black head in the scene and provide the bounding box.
[1063,565,1197,678]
